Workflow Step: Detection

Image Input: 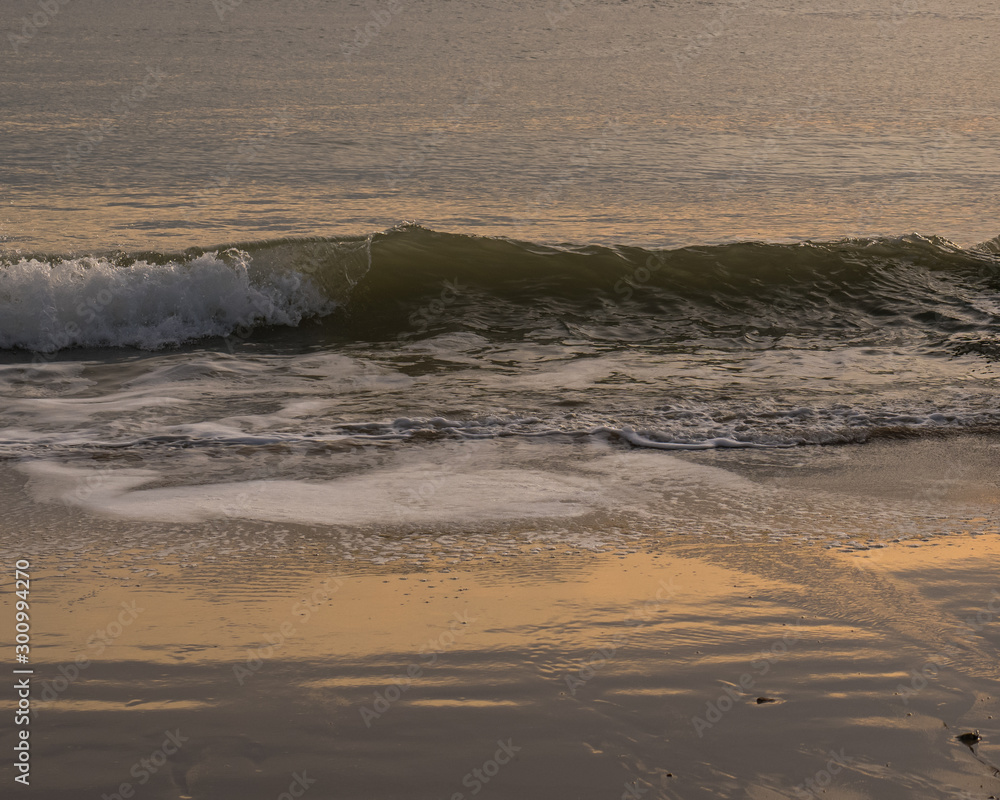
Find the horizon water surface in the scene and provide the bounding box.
[3,0,1000,250]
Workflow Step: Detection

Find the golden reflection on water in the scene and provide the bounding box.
[30,546,812,668]
[11,533,1000,800]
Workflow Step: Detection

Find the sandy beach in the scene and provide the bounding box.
[3,437,998,799]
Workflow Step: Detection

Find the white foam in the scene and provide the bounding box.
[14,437,766,540]
[613,427,789,450]
[0,251,335,351]
[19,459,600,526]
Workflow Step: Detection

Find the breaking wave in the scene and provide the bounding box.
[1,225,998,353]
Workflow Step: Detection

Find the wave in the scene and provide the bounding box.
[1,225,998,352]
[3,405,999,461]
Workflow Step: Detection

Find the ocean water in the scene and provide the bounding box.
[6,6,1000,800]
[3,0,1000,552]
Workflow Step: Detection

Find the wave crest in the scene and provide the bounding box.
[1,226,997,352]
[0,241,371,351]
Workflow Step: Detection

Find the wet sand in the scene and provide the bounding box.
[2,438,999,799]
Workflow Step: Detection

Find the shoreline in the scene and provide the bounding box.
[2,436,999,798]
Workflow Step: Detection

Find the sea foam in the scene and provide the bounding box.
[0,251,335,351]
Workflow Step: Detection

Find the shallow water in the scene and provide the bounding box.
[9,526,1000,800]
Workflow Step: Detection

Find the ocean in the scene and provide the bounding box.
[3,0,1000,542]
[3,0,1000,541]
[4,224,999,557]
[2,2,1000,798]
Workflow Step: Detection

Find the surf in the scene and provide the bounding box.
[1,225,997,353]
